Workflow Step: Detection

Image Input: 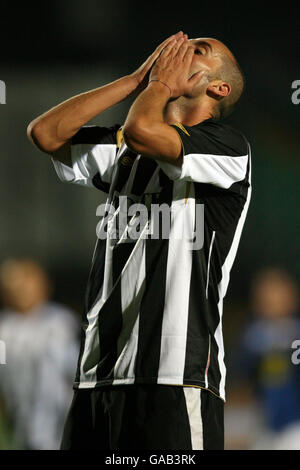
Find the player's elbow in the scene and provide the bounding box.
[27,119,59,154]
[27,120,41,147]
[123,120,151,153]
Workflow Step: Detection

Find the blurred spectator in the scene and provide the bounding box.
[0,258,79,450]
[228,268,300,448]
[224,382,265,450]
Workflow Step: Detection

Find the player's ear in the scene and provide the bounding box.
[206,80,231,100]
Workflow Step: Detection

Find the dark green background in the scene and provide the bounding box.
[0,1,299,316]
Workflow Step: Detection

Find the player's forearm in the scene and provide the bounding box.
[124,81,170,131]
[123,81,183,164]
[27,75,138,153]
[123,81,171,154]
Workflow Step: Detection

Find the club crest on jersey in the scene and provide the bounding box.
[120,155,134,166]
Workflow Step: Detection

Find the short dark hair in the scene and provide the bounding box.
[209,52,245,120]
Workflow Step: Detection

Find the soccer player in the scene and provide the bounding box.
[27,31,251,450]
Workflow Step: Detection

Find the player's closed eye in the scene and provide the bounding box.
[194,48,204,55]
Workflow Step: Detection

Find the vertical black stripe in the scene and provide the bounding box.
[183,226,213,385]
[112,243,135,286]
[134,179,174,382]
[95,276,123,382]
[134,238,170,381]
[109,146,137,198]
[85,239,107,312]
[92,172,110,193]
[130,156,157,196]
[74,238,107,384]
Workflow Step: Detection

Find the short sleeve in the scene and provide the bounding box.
[157,119,250,189]
[51,124,121,193]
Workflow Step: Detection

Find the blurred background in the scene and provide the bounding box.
[0,0,299,449]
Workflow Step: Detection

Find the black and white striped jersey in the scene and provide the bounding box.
[52,118,251,401]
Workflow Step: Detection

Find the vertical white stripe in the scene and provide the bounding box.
[214,300,225,399]
[157,197,194,383]
[78,240,114,386]
[78,205,120,386]
[113,238,146,381]
[215,154,252,400]
[184,387,203,450]
[204,334,211,389]
[205,231,216,299]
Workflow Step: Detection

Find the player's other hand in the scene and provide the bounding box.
[129,31,186,95]
[149,37,204,99]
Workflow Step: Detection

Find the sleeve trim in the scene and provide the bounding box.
[51,156,76,182]
[116,127,124,148]
[171,124,187,158]
[173,122,191,136]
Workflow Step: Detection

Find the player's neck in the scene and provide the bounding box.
[164,96,213,127]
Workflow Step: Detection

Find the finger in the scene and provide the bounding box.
[147,35,177,69]
[160,38,177,57]
[183,45,195,64]
[154,36,175,57]
[155,31,183,53]
[146,33,184,70]
[176,40,190,59]
[170,37,185,57]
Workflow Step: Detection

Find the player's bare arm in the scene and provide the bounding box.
[123,37,204,167]
[26,32,184,166]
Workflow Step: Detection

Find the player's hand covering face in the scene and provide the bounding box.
[130,31,186,95]
[150,37,204,99]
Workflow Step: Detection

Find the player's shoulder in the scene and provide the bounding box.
[185,118,249,157]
